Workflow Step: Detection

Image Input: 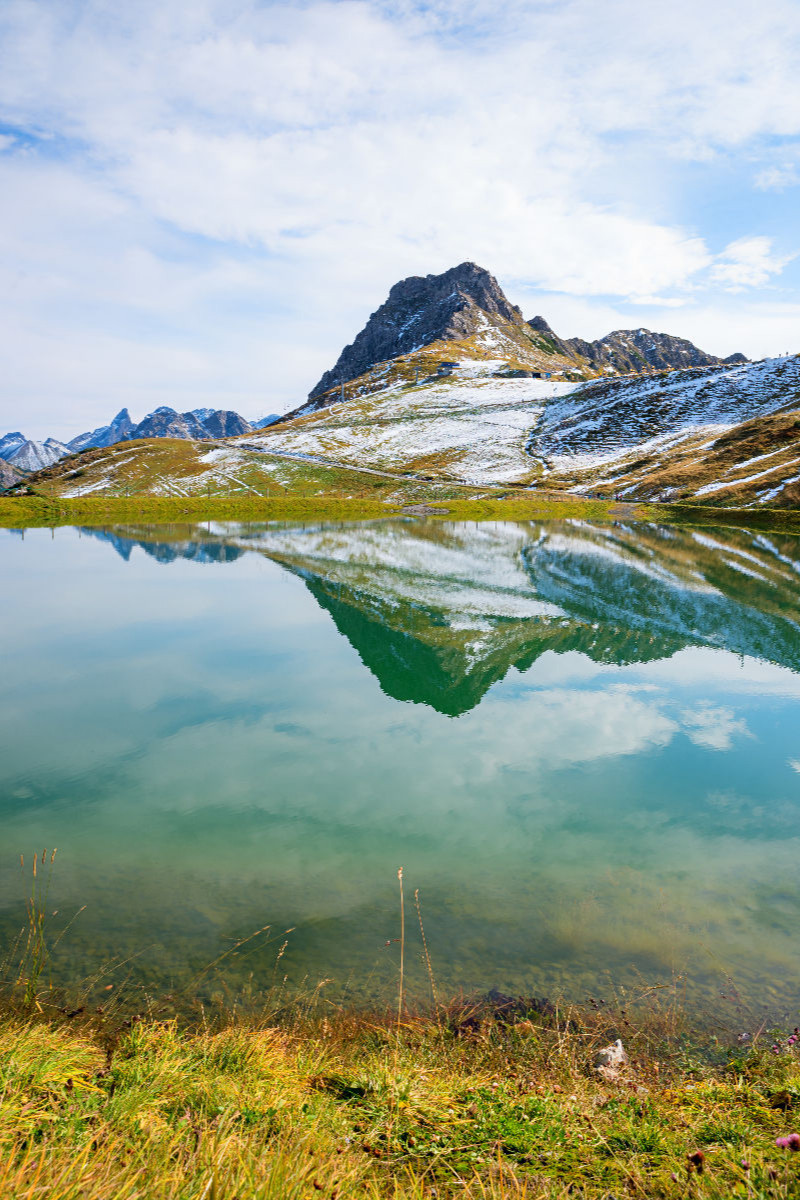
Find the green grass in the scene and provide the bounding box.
[3,491,800,533]
[0,491,619,529]
[2,994,800,1198]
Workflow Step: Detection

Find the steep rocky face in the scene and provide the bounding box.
[308,262,526,399]
[305,264,748,412]
[565,328,738,374]
[200,410,252,438]
[130,407,210,440]
[66,406,253,449]
[68,408,134,453]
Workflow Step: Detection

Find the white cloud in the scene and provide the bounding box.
[681,703,751,751]
[755,163,800,192]
[711,237,794,291]
[1,0,800,433]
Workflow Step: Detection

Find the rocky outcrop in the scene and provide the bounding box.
[131,407,210,440]
[68,408,134,453]
[69,406,254,449]
[526,315,579,361]
[196,410,251,438]
[308,262,526,399]
[564,328,739,374]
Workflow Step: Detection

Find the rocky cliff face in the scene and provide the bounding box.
[200,410,252,438]
[308,262,526,399]
[68,408,135,453]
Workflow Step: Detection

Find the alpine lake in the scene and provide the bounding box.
[2,516,800,1022]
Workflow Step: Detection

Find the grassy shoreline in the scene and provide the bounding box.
[2,990,800,1198]
[3,492,800,532]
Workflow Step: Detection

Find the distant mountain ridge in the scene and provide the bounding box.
[0,405,281,482]
[529,316,746,375]
[303,262,745,413]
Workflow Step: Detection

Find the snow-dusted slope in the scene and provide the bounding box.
[534,355,800,504]
[246,362,576,485]
[8,437,70,472]
[537,357,799,463]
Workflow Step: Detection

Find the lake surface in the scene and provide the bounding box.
[2,517,800,1017]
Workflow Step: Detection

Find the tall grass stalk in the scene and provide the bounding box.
[397,866,405,1032]
[17,848,57,1008]
[414,887,439,1020]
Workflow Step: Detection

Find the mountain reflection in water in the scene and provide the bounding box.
[4,517,800,1013]
[82,519,800,715]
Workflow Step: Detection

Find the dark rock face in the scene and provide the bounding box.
[565,328,735,374]
[723,352,749,365]
[200,410,251,438]
[308,262,524,399]
[132,407,210,440]
[69,408,134,453]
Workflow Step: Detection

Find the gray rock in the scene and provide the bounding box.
[594,1039,628,1069]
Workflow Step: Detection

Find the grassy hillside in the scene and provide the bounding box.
[10,356,800,510]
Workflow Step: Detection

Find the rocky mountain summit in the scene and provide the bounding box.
[303,263,745,413]
[308,262,530,400]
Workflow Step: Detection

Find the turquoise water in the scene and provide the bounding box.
[2,517,800,1016]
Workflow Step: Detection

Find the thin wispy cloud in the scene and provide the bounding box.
[1,0,799,435]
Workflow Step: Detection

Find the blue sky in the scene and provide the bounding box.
[1,0,799,439]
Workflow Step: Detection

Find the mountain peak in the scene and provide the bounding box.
[308,261,524,400]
